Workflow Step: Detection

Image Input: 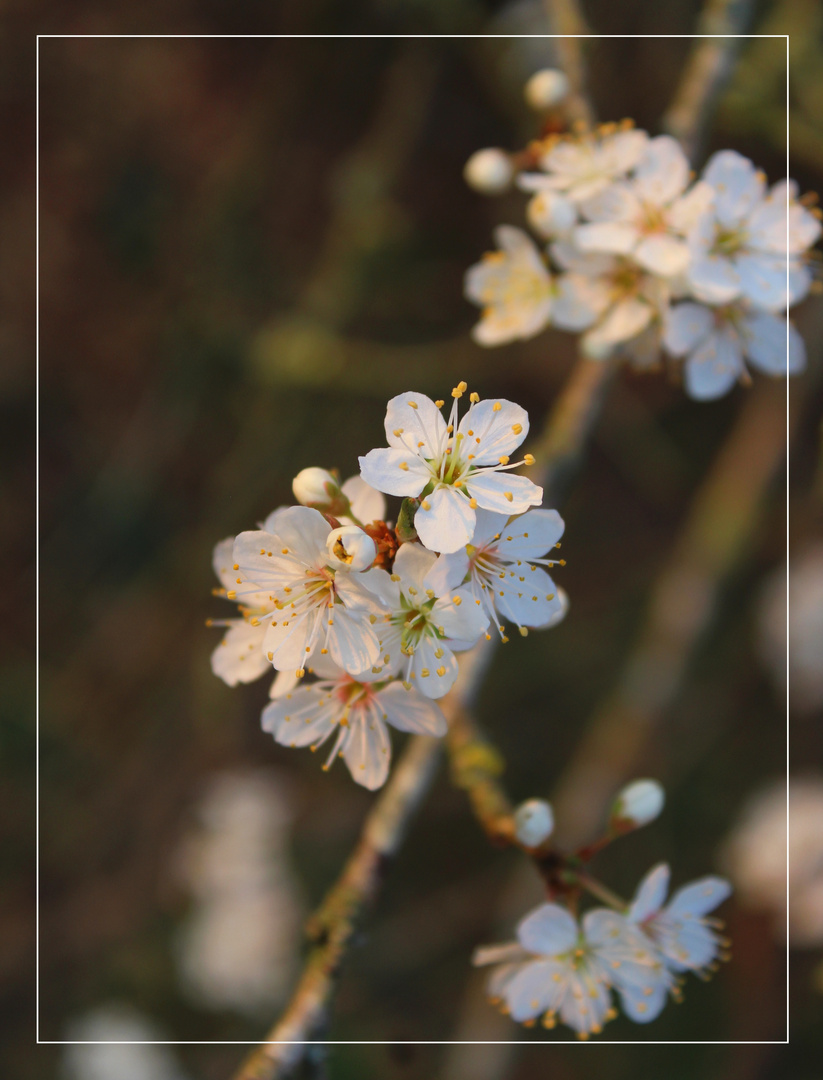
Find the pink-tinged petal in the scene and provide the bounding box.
[505,960,566,1022]
[663,302,714,356]
[740,310,789,375]
[584,298,653,349]
[260,505,292,533]
[667,876,732,919]
[326,606,382,676]
[342,705,391,790]
[340,475,386,525]
[433,587,489,643]
[423,551,471,596]
[471,301,552,346]
[409,637,459,699]
[667,181,715,234]
[578,181,641,223]
[358,447,431,498]
[378,681,447,735]
[211,620,270,686]
[392,541,438,591]
[574,221,639,256]
[267,506,331,566]
[384,392,447,458]
[552,273,612,331]
[457,398,530,466]
[702,150,765,227]
[465,471,543,516]
[415,485,476,555]
[269,667,302,699]
[684,331,743,400]
[628,864,670,923]
[602,128,649,173]
[633,135,689,205]
[635,234,690,277]
[735,253,788,311]
[492,565,563,629]
[687,255,740,304]
[516,902,579,956]
[550,240,616,276]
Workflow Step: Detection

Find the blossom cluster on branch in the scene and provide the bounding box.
[464,73,821,399]
[209,385,567,789]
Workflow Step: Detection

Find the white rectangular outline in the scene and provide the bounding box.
[35,31,792,1048]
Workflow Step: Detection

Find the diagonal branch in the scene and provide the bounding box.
[662,0,757,163]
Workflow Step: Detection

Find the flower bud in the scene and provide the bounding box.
[514,799,554,848]
[326,526,377,572]
[524,68,570,111]
[611,779,665,830]
[463,148,514,195]
[293,467,340,508]
[526,191,576,239]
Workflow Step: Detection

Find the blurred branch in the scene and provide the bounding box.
[542,0,597,127]
[230,354,616,1079]
[662,0,756,162]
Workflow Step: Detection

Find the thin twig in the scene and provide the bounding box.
[542,0,597,128]
[662,0,757,163]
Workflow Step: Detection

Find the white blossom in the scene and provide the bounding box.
[663,300,805,400]
[358,386,543,554]
[464,148,514,195]
[232,506,389,678]
[261,653,446,789]
[627,864,732,974]
[474,902,671,1036]
[292,467,340,508]
[572,135,714,278]
[687,152,821,311]
[464,226,554,345]
[362,542,489,698]
[611,779,665,829]
[524,68,569,111]
[514,799,554,847]
[423,507,567,637]
[521,125,649,204]
[325,525,377,572]
[209,536,278,689]
[525,188,577,241]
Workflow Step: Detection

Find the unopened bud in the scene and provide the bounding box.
[514,799,554,848]
[293,467,340,508]
[463,148,514,195]
[326,526,376,572]
[527,191,576,239]
[524,69,570,111]
[611,779,665,830]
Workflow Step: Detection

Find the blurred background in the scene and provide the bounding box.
[8,0,823,1077]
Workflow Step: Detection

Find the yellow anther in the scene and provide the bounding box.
[236,577,242,584]
[435,399,444,408]
[469,498,477,508]
[227,590,236,600]
[492,402,501,412]
[408,401,418,409]
[469,391,480,403]
[420,668,430,677]
[232,563,239,570]
[519,627,528,637]
[524,453,535,465]
[512,423,522,434]
[267,651,274,661]
[321,648,328,654]
[504,492,513,502]
[498,455,509,465]
[421,500,431,511]
[393,428,404,436]
[453,596,462,605]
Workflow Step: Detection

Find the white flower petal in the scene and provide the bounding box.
[663,302,714,356]
[211,620,269,686]
[458,398,529,467]
[578,182,641,224]
[667,180,715,234]
[358,447,431,498]
[465,471,543,516]
[702,150,765,227]
[261,505,295,534]
[384,392,448,459]
[516,902,579,956]
[526,190,577,238]
[633,135,689,206]
[741,310,789,375]
[212,537,239,592]
[687,255,741,304]
[789,261,813,306]
[326,606,382,676]
[342,705,391,790]
[233,530,301,594]
[378,681,447,735]
[470,508,512,547]
[574,221,639,256]
[423,550,470,596]
[505,960,566,1022]
[266,688,338,747]
[264,607,320,672]
[667,876,732,919]
[683,330,743,400]
[618,983,669,1024]
[497,507,565,560]
[358,566,400,610]
[552,273,612,331]
[410,637,459,699]
[657,918,720,972]
[635,234,691,277]
[415,485,476,555]
[433,587,489,644]
[473,942,532,967]
[584,297,653,348]
[735,252,788,311]
[603,128,649,174]
[267,506,331,567]
[340,475,386,525]
[628,863,670,923]
[558,973,612,1035]
[550,240,617,276]
[495,566,564,629]
[393,541,438,590]
[269,666,301,699]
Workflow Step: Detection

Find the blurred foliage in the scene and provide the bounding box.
[8,1,823,1078]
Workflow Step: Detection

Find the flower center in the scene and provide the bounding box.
[711,226,747,257]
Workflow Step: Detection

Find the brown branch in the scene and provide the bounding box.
[662,0,757,163]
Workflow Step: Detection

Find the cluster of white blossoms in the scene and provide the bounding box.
[209,386,568,789]
[475,782,732,1038]
[464,77,820,399]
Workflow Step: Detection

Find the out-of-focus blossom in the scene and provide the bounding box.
[720,777,823,946]
[174,770,304,1015]
[464,227,554,345]
[513,799,554,847]
[61,1004,188,1080]
[523,68,569,110]
[611,779,665,830]
[464,148,514,194]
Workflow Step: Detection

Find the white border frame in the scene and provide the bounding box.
[35,30,792,1049]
